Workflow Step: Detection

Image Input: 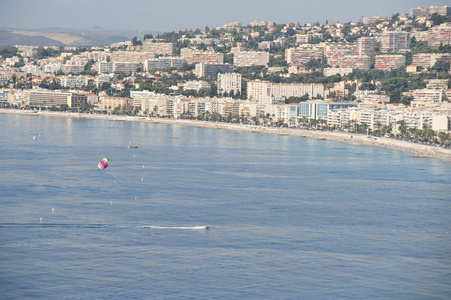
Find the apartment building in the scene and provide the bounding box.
[258,41,273,50]
[375,55,406,71]
[411,53,451,69]
[285,48,323,64]
[295,33,324,44]
[298,101,357,120]
[247,81,327,105]
[141,41,176,55]
[426,79,449,90]
[325,49,354,67]
[0,90,9,104]
[144,57,185,71]
[194,63,234,78]
[96,74,116,87]
[410,6,451,17]
[62,65,83,74]
[233,51,269,67]
[110,51,156,64]
[337,55,371,70]
[112,62,137,75]
[0,74,7,84]
[24,90,87,108]
[357,109,390,130]
[323,67,354,76]
[183,80,211,91]
[428,22,451,47]
[21,65,42,76]
[356,37,376,56]
[217,73,242,95]
[412,89,443,102]
[272,83,326,100]
[380,31,410,53]
[327,109,352,128]
[247,81,273,104]
[98,96,131,110]
[363,16,390,25]
[43,63,62,74]
[97,61,113,74]
[59,75,89,88]
[180,49,224,64]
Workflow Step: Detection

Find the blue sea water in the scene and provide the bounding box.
[0,113,450,299]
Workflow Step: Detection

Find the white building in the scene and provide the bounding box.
[59,75,89,88]
[217,73,242,95]
[412,89,443,102]
[184,80,211,91]
[323,68,354,76]
[21,64,42,76]
[233,51,269,67]
[97,61,113,74]
[43,63,62,74]
[144,57,185,71]
[380,31,410,53]
[247,81,327,105]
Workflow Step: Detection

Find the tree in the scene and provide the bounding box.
[132,37,142,46]
[0,46,18,58]
[431,59,450,73]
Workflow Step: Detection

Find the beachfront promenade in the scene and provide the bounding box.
[3,109,451,162]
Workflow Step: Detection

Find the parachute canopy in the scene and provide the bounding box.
[98,157,109,170]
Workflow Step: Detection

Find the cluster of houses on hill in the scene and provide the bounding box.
[1,5,451,135]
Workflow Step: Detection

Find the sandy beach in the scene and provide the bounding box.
[3,109,451,163]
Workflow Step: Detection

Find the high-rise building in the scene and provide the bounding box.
[97,61,113,74]
[428,23,451,47]
[217,73,242,95]
[356,37,376,56]
[380,31,410,53]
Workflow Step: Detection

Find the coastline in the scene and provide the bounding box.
[3,109,451,163]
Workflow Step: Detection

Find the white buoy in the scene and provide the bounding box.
[52,208,54,214]
[110,201,113,205]
[135,196,137,200]
[40,218,42,223]
[143,165,144,168]
[141,178,143,181]
[134,155,136,158]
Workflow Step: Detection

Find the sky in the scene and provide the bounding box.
[1,0,450,33]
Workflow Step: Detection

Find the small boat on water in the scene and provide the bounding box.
[128,145,138,148]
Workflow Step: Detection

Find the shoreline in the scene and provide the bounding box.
[3,109,451,163]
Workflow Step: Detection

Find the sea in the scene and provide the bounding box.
[0,113,450,300]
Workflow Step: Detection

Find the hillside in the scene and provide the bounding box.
[0,27,159,47]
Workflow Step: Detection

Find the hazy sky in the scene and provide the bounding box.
[1,0,450,32]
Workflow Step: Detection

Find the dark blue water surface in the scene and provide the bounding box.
[1,113,450,299]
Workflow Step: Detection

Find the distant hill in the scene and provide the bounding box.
[0,30,65,47]
[0,27,163,47]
